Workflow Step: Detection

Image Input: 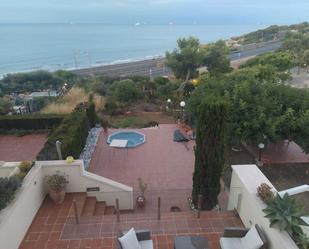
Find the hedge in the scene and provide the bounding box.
[0,114,65,131]
[0,177,21,210]
[37,110,90,160]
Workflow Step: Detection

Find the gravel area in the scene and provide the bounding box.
[80,127,102,170]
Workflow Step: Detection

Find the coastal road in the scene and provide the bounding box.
[72,41,282,78]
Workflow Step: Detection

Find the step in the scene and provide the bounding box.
[81,197,97,216]
[94,201,106,216]
[104,205,116,215]
[68,193,87,217]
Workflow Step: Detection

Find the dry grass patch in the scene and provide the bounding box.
[41,87,105,114]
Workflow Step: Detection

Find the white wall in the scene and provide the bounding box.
[0,160,133,249]
[0,162,20,177]
[0,164,46,249]
[40,160,133,209]
[228,164,299,249]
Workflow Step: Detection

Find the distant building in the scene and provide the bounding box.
[29,91,58,98]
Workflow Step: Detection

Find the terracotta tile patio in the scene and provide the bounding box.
[88,124,228,213]
[20,193,243,249]
[0,134,47,162]
[89,125,195,191]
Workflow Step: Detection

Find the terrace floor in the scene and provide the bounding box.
[89,124,195,191]
[0,133,47,162]
[245,140,309,164]
[88,124,229,212]
[20,193,243,249]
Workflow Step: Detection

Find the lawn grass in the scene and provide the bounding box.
[111,116,147,128]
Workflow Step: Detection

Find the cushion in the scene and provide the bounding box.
[220,237,243,249]
[139,240,154,249]
[241,226,264,249]
[118,228,142,249]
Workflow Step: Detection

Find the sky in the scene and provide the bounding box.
[1,0,309,25]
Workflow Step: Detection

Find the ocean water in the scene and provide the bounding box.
[0,23,266,76]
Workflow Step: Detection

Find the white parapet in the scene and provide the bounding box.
[278,184,309,198]
[228,164,299,249]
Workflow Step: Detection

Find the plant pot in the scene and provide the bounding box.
[48,188,65,204]
[136,195,146,208]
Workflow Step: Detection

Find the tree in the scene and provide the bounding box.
[192,98,227,210]
[166,37,205,81]
[203,40,232,76]
[187,65,309,153]
[112,79,141,103]
[0,70,64,93]
[0,97,12,114]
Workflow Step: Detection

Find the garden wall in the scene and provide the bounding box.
[228,164,298,249]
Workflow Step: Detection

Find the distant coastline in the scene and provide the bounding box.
[0,23,268,77]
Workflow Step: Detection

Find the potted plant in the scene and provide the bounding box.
[257,183,275,204]
[46,173,68,204]
[263,193,309,248]
[136,178,147,208]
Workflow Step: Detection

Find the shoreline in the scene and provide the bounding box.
[0,40,281,79]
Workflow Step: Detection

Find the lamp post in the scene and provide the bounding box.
[180,101,186,122]
[166,99,171,111]
[258,143,265,162]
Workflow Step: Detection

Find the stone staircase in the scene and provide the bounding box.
[70,193,116,217]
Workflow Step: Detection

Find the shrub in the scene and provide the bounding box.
[37,108,90,160]
[15,161,33,181]
[104,100,119,115]
[113,79,142,103]
[15,172,27,181]
[0,177,21,210]
[257,183,275,204]
[0,114,65,131]
[19,161,33,173]
[86,102,100,127]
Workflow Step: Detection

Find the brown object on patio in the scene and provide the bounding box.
[220,224,268,249]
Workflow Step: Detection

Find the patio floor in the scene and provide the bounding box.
[244,141,309,164]
[88,124,228,213]
[89,124,195,191]
[19,193,243,249]
[0,134,47,162]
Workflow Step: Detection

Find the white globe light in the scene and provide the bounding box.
[258,143,265,149]
[167,99,171,103]
[180,101,186,107]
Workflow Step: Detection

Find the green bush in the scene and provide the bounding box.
[104,100,119,115]
[19,161,33,173]
[0,114,65,131]
[113,79,142,103]
[0,177,21,210]
[37,109,90,160]
[86,102,100,127]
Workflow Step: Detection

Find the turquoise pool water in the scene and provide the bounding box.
[107,131,145,148]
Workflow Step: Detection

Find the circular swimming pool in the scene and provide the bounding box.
[107,131,146,148]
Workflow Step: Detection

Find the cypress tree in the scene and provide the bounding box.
[192,98,227,210]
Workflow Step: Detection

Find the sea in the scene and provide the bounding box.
[0,23,268,77]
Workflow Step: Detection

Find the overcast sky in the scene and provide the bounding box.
[1,0,309,24]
